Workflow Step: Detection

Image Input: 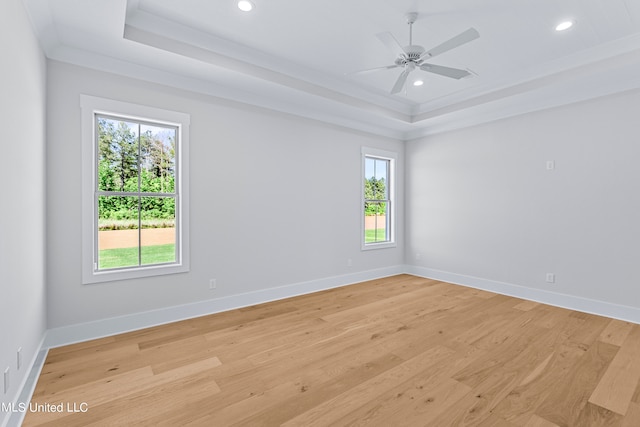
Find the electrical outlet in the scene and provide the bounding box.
[209,278,217,290]
[546,273,555,283]
[17,347,22,370]
[415,253,421,260]
[546,160,555,170]
[347,258,353,267]
[3,367,9,394]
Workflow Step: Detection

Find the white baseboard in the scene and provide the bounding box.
[1,337,48,427]
[43,265,405,349]
[405,265,640,325]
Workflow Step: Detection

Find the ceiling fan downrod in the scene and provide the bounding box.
[406,12,418,46]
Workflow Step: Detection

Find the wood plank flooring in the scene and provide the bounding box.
[22,275,640,426]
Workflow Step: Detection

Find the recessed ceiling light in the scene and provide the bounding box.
[555,20,575,31]
[413,80,424,87]
[237,0,255,12]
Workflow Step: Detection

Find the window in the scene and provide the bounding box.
[81,95,190,283]
[362,147,396,250]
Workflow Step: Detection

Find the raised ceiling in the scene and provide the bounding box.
[23,0,640,139]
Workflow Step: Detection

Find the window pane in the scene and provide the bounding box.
[97,117,140,192]
[140,124,176,194]
[364,201,388,243]
[140,197,176,265]
[374,159,388,199]
[364,157,375,181]
[98,196,140,269]
[364,157,388,200]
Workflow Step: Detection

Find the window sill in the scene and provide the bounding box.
[361,241,397,251]
[82,262,189,285]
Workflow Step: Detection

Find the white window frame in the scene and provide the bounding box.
[81,95,190,284]
[361,147,396,251]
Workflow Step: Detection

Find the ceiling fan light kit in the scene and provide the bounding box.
[555,20,575,31]
[237,0,255,12]
[355,12,480,95]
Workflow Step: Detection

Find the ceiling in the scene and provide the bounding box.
[23,0,640,139]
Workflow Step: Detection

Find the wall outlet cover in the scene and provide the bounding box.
[3,368,9,394]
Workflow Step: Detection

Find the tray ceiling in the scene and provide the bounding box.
[23,0,640,139]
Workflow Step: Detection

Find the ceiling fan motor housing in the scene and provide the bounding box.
[395,45,426,66]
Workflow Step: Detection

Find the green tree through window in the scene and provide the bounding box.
[96,115,178,269]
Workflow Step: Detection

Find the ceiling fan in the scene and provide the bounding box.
[355,13,480,94]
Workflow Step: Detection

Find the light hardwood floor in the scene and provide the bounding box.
[23,275,640,426]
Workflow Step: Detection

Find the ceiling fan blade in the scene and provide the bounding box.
[420,27,479,60]
[347,64,399,76]
[376,32,406,58]
[390,68,411,94]
[420,63,472,79]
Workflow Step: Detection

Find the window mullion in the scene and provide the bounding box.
[137,123,142,266]
[137,123,142,193]
[138,195,142,266]
[96,191,172,197]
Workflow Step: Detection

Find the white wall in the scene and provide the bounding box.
[406,89,640,312]
[46,61,404,330]
[0,0,47,425]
